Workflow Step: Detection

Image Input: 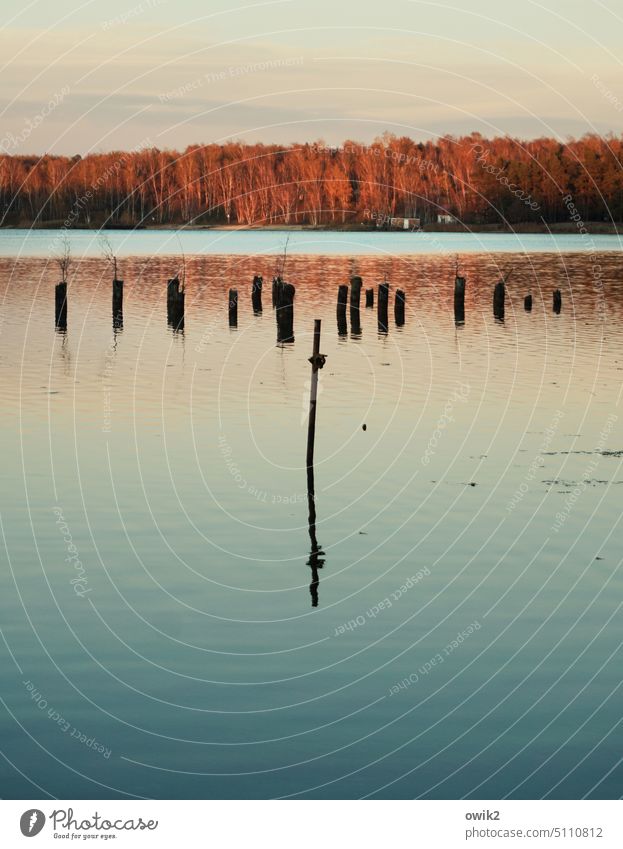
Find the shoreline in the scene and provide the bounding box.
[2,222,621,234]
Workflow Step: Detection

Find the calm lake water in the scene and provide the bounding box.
[1,227,622,257]
[1,233,622,799]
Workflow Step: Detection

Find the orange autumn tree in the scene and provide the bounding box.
[1,133,622,227]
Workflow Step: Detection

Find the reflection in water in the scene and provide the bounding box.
[54,326,71,372]
[111,325,121,352]
[306,466,325,608]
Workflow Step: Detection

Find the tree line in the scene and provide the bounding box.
[1,132,622,228]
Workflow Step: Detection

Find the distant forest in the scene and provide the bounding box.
[1,133,622,228]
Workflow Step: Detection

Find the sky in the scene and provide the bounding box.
[1,0,622,155]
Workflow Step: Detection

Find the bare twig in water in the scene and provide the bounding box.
[277,233,291,279]
[100,234,119,281]
[55,233,72,283]
[175,232,186,290]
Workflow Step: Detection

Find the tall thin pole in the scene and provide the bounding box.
[306,319,322,473]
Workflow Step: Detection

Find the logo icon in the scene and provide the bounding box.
[20,810,46,837]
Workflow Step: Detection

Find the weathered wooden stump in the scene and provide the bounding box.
[275,278,295,342]
[251,275,263,314]
[365,288,374,308]
[167,277,184,306]
[350,276,362,311]
[553,289,562,313]
[454,275,465,324]
[272,276,280,308]
[229,288,238,327]
[524,294,533,311]
[350,275,362,335]
[337,284,348,336]
[281,282,295,343]
[378,282,389,332]
[112,279,123,329]
[55,282,67,330]
[395,289,405,326]
[493,280,505,320]
[167,277,185,331]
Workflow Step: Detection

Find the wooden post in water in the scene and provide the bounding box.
[524,294,532,311]
[553,289,562,313]
[55,282,67,330]
[365,288,374,308]
[251,275,263,314]
[283,282,295,342]
[493,280,505,320]
[337,284,348,336]
[378,282,389,332]
[306,320,324,473]
[167,277,185,331]
[350,275,362,335]
[454,275,465,324]
[395,289,405,326]
[274,279,283,336]
[275,279,295,342]
[112,279,123,329]
[272,276,280,308]
[350,276,363,336]
[350,276,362,310]
[229,288,238,327]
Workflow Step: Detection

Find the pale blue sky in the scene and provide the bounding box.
[1,0,622,154]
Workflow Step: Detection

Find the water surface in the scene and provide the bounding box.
[0,227,621,258]
[1,246,622,799]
